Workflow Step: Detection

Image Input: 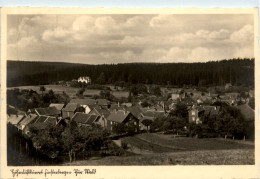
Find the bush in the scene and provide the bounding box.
[121,141,128,150]
[107,141,124,156]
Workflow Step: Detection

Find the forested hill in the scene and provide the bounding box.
[7,58,254,87]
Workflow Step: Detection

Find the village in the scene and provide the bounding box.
[6,74,255,165]
[8,76,255,134]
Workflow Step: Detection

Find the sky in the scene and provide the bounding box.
[7,14,254,64]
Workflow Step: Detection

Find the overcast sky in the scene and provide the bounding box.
[7,14,254,64]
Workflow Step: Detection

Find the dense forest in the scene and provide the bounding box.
[7,58,254,87]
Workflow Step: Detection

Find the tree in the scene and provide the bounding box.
[141,100,149,108]
[141,119,153,131]
[172,117,186,135]
[39,86,46,96]
[127,92,132,102]
[169,102,188,121]
[76,88,85,98]
[96,72,106,84]
[248,97,255,109]
[149,85,161,96]
[112,123,126,135]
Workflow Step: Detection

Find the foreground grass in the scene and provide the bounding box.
[63,149,254,165]
[124,133,254,152]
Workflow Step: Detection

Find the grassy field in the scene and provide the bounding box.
[63,133,254,165]
[63,149,254,165]
[8,85,129,99]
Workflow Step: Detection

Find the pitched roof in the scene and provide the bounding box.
[7,115,25,125]
[125,106,143,119]
[34,116,48,123]
[44,116,58,125]
[72,112,99,125]
[92,107,110,118]
[97,99,109,106]
[203,106,220,116]
[107,110,131,123]
[19,114,38,126]
[49,103,65,111]
[70,98,96,106]
[236,104,254,120]
[62,103,81,112]
[35,107,60,116]
[109,104,125,111]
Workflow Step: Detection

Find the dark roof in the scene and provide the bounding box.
[7,115,25,125]
[34,116,48,123]
[203,106,220,116]
[109,104,125,111]
[35,107,60,116]
[87,115,99,124]
[236,104,254,120]
[62,103,81,112]
[125,106,143,119]
[92,107,110,118]
[97,99,109,106]
[107,110,131,123]
[181,97,195,105]
[49,103,65,111]
[142,111,155,118]
[70,98,96,106]
[45,117,57,125]
[19,114,38,126]
[72,113,99,125]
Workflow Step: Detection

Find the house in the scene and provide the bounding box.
[189,105,220,124]
[124,106,143,120]
[78,76,91,84]
[203,106,220,116]
[70,98,97,113]
[171,93,180,101]
[72,112,100,127]
[18,114,38,131]
[236,104,254,120]
[107,110,139,132]
[62,103,85,119]
[34,107,60,117]
[7,114,25,127]
[180,97,195,106]
[89,107,110,128]
[188,106,204,124]
[24,115,63,133]
[109,103,125,111]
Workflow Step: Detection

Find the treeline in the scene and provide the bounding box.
[7,58,254,87]
[7,88,70,113]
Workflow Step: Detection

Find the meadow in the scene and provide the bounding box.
[64,133,254,165]
[8,85,129,99]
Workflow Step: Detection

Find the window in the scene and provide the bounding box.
[192,111,195,115]
[192,117,195,121]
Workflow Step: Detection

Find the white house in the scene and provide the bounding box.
[78,76,91,84]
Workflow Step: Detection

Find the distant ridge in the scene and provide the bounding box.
[7,58,254,87]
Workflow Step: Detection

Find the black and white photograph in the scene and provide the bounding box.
[2,7,258,172]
